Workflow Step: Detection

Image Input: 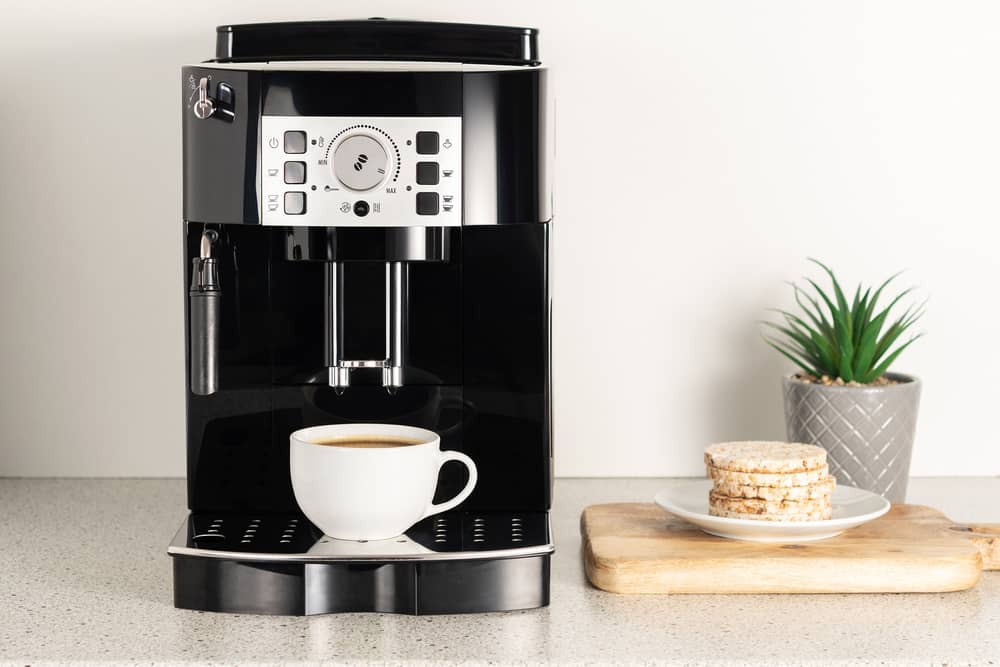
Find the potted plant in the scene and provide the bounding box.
[762,259,924,502]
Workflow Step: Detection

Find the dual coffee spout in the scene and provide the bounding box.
[325,261,408,394]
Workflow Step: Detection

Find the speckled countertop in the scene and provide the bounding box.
[1,477,999,666]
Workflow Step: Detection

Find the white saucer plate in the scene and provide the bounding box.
[654,479,891,542]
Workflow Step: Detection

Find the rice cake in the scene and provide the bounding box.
[709,490,831,516]
[708,506,833,521]
[706,463,830,487]
[712,475,836,501]
[706,466,830,488]
[704,441,826,474]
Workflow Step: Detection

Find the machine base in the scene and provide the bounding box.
[168,511,552,615]
[173,552,550,615]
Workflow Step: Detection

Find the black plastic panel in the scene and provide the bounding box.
[461,224,551,510]
[173,553,550,615]
[463,70,551,225]
[416,557,550,614]
[215,20,540,66]
[184,222,550,513]
[261,71,462,117]
[174,558,305,615]
[182,67,261,225]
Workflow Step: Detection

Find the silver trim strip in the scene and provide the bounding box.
[187,61,543,72]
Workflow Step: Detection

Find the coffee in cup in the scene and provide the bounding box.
[309,435,423,448]
[289,424,477,541]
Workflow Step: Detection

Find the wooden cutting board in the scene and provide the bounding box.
[582,503,1000,594]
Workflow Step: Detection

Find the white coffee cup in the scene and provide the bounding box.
[289,423,478,541]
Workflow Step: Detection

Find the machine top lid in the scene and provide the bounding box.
[214,19,540,66]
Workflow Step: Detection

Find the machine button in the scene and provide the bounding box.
[416,192,439,215]
[416,131,439,154]
[284,161,306,184]
[416,162,440,185]
[284,192,306,215]
[216,82,234,106]
[333,134,389,191]
[284,131,307,154]
[353,200,370,217]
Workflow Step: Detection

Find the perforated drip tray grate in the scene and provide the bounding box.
[186,514,315,554]
[169,511,551,562]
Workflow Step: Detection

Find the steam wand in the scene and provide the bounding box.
[189,229,220,395]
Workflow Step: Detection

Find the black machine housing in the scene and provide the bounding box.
[170,19,553,615]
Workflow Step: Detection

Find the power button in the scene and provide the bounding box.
[353,201,370,217]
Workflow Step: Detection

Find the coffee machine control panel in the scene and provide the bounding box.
[260,116,462,227]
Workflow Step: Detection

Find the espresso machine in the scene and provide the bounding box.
[168,19,553,615]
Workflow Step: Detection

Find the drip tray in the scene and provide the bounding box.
[168,511,552,562]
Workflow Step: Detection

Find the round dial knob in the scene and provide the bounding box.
[333,134,389,191]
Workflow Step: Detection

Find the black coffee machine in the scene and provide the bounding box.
[168,20,553,615]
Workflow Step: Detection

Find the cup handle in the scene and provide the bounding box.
[421,450,478,519]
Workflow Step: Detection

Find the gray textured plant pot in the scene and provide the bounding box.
[783,373,921,503]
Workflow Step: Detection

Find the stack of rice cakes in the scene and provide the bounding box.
[705,441,835,521]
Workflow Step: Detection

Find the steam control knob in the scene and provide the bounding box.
[333,134,389,191]
[193,77,216,120]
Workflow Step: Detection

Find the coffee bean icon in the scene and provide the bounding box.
[353,153,369,172]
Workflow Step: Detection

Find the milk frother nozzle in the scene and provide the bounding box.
[199,229,217,260]
[190,230,221,395]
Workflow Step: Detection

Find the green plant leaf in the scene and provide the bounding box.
[848,288,914,376]
[859,335,924,383]
[809,258,853,343]
[795,288,839,373]
[790,284,823,328]
[838,348,855,382]
[852,287,871,347]
[871,322,906,366]
[763,261,924,384]
[767,333,816,362]
[763,336,821,376]
[805,276,854,379]
[851,318,883,378]
[805,277,843,337]
[872,301,924,366]
[863,288,912,354]
[772,308,812,334]
[792,283,834,338]
[761,321,817,360]
[809,331,836,374]
[767,309,836,375]
[901,298,928,328]
[863,270,905,326]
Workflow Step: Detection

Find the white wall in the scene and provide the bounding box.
[1,0,998,477]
